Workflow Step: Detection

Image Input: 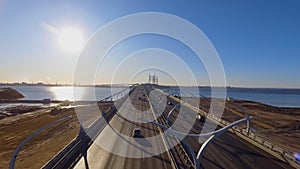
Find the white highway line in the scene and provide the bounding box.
[222,151,233,161]
[205,151,214,161]
[242,154,254,163]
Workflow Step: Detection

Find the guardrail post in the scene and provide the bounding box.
[147,96,252,169]
[159,89,300,168]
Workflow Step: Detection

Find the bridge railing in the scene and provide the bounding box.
[192,102,299,168]
[39,86,133,169]
[161,90,300,168]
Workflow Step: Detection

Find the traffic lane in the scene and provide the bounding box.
[164,106,217,136]
[73,88,134,169]
[129,86,149,111]
[193,134,260,169]
[103,87,172,168]
[184,131,294,169]
[138,86,174,169]
[116,86,152,126]
[74,87,172,169]
[162,97,293,169]
[73,96,136,168]
[115,88,160,137]
[122,116,173,169]
[179,105,294,169]
[214,133,293,169]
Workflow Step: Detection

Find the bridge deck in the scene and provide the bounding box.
[72,85,294,169]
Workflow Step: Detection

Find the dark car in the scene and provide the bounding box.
[196,114,206,122]
[133,128,141,137]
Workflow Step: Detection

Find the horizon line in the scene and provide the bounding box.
[0,82,299,90]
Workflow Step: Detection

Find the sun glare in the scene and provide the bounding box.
[58,27,84,53]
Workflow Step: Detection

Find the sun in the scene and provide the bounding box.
[57,27,84,53]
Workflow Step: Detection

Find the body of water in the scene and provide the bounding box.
[163,86,300,107]
[1,85,300,107]
[0,85,128,101]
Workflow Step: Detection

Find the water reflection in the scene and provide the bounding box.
[50,86,76,101]
[50,86,127,101]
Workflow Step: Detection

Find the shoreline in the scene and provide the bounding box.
[1,97,299,108]
[1,83,300,90]
[0,101,114,168]
[0,97,299,167]
[1,85,300,107]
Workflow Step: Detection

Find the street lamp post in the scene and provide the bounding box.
[226,97,250,135]
[148,99,252,169]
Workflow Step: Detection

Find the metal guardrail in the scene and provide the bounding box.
[160,111,195,169]
[42,88,130,169]
[203,107,299,168]
[164,92,300,168]
[142,86,180,169]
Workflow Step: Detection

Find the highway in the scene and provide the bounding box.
[74,86,174,169]
[71,85,294,169]
[159,87,294,169]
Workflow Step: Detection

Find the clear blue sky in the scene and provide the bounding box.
[0,0,299,88]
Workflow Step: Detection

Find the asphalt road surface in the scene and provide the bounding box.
[162,90,294,169]
[74,86,174,169]
[73,85,294,169]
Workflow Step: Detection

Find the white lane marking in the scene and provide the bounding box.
[73,156,84,168]
[242,154,254,163]
[143,86,176,169]
[222,151,233,160]
[206,152,214,161]
[96,157,105,168]
[143,152,145,161]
